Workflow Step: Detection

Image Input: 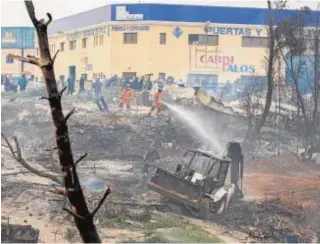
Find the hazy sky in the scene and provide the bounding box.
[1,0,319,27]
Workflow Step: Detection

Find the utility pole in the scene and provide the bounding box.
[21,48,24,73]
[278,59,281,156]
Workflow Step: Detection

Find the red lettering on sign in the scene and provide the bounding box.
[200,55,234,71]
[200,55,206,63]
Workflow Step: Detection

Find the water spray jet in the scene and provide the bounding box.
[162,101,224,155]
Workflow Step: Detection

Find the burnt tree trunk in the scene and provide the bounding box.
[251,0,275,137]
[9,1,110,242]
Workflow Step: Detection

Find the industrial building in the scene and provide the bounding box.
[1,27,36,76]
[29,4,320,87]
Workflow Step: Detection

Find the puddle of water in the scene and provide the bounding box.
[81,177,105,191]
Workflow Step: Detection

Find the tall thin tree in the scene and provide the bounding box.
[7,1,110,242]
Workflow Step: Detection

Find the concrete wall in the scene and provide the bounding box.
[38,25,112,80]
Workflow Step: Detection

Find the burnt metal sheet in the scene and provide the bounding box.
[148,167,203,202]
[1,27,35,49]
[1,223,39,243]
[148,181,199,208]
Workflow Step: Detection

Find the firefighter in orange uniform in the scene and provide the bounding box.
[120,83,133,110]
[148,84,164,116]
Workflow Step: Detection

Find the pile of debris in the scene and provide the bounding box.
[1,221,40,243]
[217,200,319,243]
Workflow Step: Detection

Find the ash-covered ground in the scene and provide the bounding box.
[1,87,320,243]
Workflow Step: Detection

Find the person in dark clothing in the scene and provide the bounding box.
[67,75,75,95]
[79,75,85,94]
[131,76,141,91]
[144,77,152,90]
[106,75,117,88]
[4,75,11,92]
[18,74,28,91]
[92,78,109,112]
[139,77,144,88]
[227,142,244,199]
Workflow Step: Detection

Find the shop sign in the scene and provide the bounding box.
[200,55,255,73]
[67,26,109,40]
[204,26,264,36]
[115,6,143,21]
[112,25,150,31]
[2,32,17,43]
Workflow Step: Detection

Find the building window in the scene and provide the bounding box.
[6,55,14,64]
[188,34,219,46]
[160,33,166,45]
[99,35,104,45]
[94,35,104,47]
[242,36,269,48]
[122,72,137,79]
[82,38,87,48]
[159,73,166,79]
[69,40,76,50]
[93,73,104,79]
[123,33,138,44]
[60,42,65,52]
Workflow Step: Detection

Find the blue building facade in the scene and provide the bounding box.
[285,56,317,95]
[1,27,35,49]
[48,3,320,35]
[43,3,320,92]
[110,4,319,27]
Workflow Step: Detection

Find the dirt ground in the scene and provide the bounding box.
[244,153,320,211]
[1,88,320,243]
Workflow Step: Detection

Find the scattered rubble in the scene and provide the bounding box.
[1,220,40,243]
[2,87,320,243]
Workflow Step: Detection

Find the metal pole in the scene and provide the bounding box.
[278,60,281,156]
[21,48,24,73]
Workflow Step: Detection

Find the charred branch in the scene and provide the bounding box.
[63,207,86,220]
[19,1,108,242]
[49,187,75,196]
[44,13,52,26]
[60,86,68,96]
[75,153,88,166]
[52,49,60,63]
[8,54,39,66]
[91,187,111,217]
[1,134,62,185]
[65,108,76,123]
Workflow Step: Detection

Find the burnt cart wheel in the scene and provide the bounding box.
[198,198,213,220]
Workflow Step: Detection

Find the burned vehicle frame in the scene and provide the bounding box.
[147,142,244,219]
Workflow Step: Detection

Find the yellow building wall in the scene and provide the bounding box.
[41,21,273,84]
[109,22,269,83]
[1,48,35,75]
[35,25,112,81]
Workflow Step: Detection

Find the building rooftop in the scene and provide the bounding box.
[48,5,111,35]
[48,3,320,35]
